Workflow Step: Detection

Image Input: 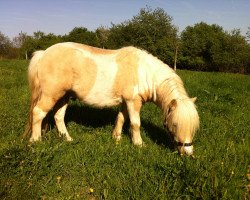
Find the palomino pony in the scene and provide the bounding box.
[24,42,199,155]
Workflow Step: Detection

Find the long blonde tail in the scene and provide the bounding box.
[23,50,44,138]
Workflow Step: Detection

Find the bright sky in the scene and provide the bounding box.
[0,0,249,39]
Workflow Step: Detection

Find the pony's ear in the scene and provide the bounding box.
[169,99,177,111]
[191,97,197,103]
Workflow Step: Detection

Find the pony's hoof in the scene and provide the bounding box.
[133,141,145,147]
[112,132,121,141]
[29,137,41,142]
[66,136,73,142]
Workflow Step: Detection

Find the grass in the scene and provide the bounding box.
[0,60,249,199]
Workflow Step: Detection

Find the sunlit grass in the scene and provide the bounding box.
[0,60,249,199]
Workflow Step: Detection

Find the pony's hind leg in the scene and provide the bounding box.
[54,98,73,141]
[30,95,56,142]
[112,103,128,141]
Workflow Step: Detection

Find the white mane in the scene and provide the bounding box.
[156,76,199,143]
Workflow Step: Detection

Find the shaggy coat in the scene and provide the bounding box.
[24,42,199,155]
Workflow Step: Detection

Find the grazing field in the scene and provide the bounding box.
[0,60,249,199]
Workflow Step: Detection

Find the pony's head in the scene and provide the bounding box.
[164,98,199,156]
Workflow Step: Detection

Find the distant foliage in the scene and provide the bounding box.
[0,32,19,59]
[18,31,64,58]
[0,7,249,74]
[64,27,97,46]
[246,27,250,43]
[107,7,178,65]
[180,22,250,73]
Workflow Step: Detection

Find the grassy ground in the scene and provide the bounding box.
[0,60,249,199]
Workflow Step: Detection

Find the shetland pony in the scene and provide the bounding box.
[24,42,199,155]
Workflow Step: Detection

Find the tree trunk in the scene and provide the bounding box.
[174,46,178,71]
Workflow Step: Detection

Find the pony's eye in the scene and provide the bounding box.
[167,108,171,115]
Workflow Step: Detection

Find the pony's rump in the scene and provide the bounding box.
[23,50,44,138]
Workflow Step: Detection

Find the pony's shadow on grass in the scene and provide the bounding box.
[46,103,175,151]
[65,104,118,128]
[141,120,175,150]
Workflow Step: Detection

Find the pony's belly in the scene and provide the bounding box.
[81,93,122,108]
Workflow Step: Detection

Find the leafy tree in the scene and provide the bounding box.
[180,22,224,71]
[246,27,250,44]
[107,7,178,65]
[35,32,63,49]
[17,31,64,59]
[33,31,45,40]
[0,32,12,58]
[180,22,250,73]
[19,34,36,59]
[16,27,98,59]
[13,32,32,59]
[95,26,110,48]
[213,29,250,73]
[64,27,97,46]
[107,22,135,48]
[12,32,28,48]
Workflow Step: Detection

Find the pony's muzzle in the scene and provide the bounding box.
[177,144,194,156]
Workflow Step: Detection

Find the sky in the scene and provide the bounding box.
[0,0,249,39]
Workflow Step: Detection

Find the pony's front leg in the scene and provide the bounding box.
[112,103,128,141]
[126,99,143,146]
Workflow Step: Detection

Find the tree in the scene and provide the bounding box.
[180,23,250,73]
[247,27,250,43]
[33,31,45,40]
[107,7,178,65]
[95,26,110,48]
[13,32,30,59]
[173,36,180,71]
[30,31,57,50]
[180,22,224,71]
[216,29,250,73]
[64,27,97,46]
[16,31,64,59]
[0,32,12,58]
[12,32,27,48]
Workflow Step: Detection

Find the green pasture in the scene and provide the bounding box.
[0,60,249,199]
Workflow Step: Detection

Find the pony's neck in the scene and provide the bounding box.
[155,75,189,113]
